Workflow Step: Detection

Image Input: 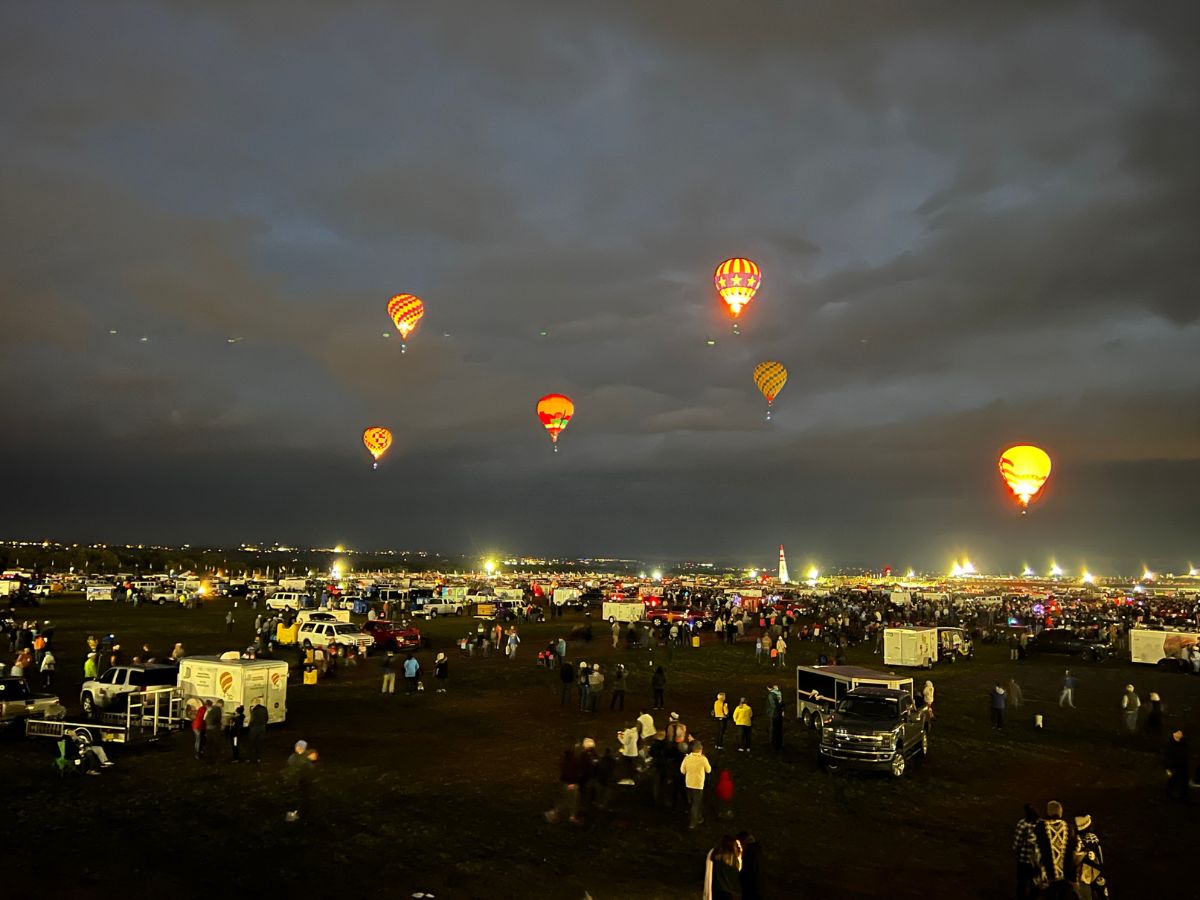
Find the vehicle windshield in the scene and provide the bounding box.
[837,696,899,719]
[332,624,361,635]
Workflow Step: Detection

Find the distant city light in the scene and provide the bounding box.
[1142,569,1155,581]
[806,566,820,581]
[748,569,758,579]
[484,560,495,575]
[1081,570,1094,584]
[1021,565,1035,577]
[651,569,662,581]
[905,569,915,579]
[334,545,345,554]
[961,560,976,575]
[949,563,963,577]
[1049,562,1063,577]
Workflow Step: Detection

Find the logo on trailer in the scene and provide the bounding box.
[271,672,281,687]
[219,672,234,696]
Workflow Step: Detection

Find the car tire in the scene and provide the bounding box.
[822,757,840,773]
[608,616,615,624]
[455,608,463,616]
[891,752,906,778]
[81,694,97,719]
[800,709,812,728]
[429,610,437,618]
[1081,648,1094,662]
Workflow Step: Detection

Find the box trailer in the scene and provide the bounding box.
[603,601,645,623]
[177,656,289,724]
[795,665,915,728]
[883,627,938,668]
[553,588,582,606]
[1129,628,1200,667]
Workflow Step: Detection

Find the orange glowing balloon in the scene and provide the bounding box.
[713,257,761,318]
[362,427,393,469]
[536,394,574,452]
[999,445,1052,510]
[386,294,425,348]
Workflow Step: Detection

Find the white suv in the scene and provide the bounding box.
[297,621,373,653]
[267,591,310,610]
[80,664,179,718]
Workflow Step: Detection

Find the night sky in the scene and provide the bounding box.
[2,2,1197,572]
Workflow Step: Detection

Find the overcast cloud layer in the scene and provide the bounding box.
[2,1,1197,573]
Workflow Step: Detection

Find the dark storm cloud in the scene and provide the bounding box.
[1,1,1197,571]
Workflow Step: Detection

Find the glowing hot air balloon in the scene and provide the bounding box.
[752,361,787,421]
[714,257,761,323]
[362,427,393,469]
[536,394,574,452]
[999,444,1052,512]
[386,294,425,353]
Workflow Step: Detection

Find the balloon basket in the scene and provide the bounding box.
[400,343,407,354]
[372,462,379,470]
[552,444,559,453]
[765,408,772,422]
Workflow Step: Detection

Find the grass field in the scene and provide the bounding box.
[3,595,1197,899]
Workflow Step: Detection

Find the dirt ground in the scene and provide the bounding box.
[3,596,1196,899]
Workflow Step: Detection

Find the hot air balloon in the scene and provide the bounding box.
[362,427,393,469]
[999,444,1052,513]
[386,294,425,353]
[713,257,761,325]
[536,394,574,452]
[752,361,787,420]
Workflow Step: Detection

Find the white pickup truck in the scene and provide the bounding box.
[414,597,466,618]
[0,677,65,729]
[296,621,374,654]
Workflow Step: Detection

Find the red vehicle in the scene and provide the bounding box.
[645,607,710,628]
[363,620,423,651]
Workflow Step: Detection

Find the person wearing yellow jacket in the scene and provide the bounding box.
[733,697,753,753]
[712,692,730,750]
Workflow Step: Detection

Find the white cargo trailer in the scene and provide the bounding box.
[177,656,289,724]
[603,601,645,623]
[1129,628,1199,667]
[883,626,938,668]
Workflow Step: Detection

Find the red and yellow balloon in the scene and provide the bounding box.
[714,257,761,320]
[386,294,425,352]
[536,394,574,452]
[362,427,393,469]
[998,444,1052,512]
[752,361,787,420]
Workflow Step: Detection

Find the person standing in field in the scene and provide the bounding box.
[680,741,712,830]
[610,663,627,711]
[990,682,1007,730]
[379,651,396,693]
[246,701,268,763]
[733,698,753,753]
[651,666,666,709]
[712,692,730,750]
[1120,684,1140,734]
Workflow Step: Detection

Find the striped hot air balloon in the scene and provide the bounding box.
[536,394,574,452]
[714,257,761,320]
[362,427,393,469]
[386,294,425,352]
[752,361,788,420]
[998,445,1052,512]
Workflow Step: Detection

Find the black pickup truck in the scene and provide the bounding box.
[1027,629,1110,662]
[819,687,928,778]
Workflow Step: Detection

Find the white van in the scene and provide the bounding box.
[177,656,289,724]
[266,591,310,610]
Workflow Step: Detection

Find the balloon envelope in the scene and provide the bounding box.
[713,258,761,318]
[386,294,425,340]
[363,427,393,462]
[999,445,1052,508]
[536,394,575,444]
[753,361,788,404]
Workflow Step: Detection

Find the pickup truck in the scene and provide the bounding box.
[362,620,423,651]
[0,677,65,728]
[413,597,466,618]
[819,687,928,778]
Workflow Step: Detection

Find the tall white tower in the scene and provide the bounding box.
[778,544,789,584]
